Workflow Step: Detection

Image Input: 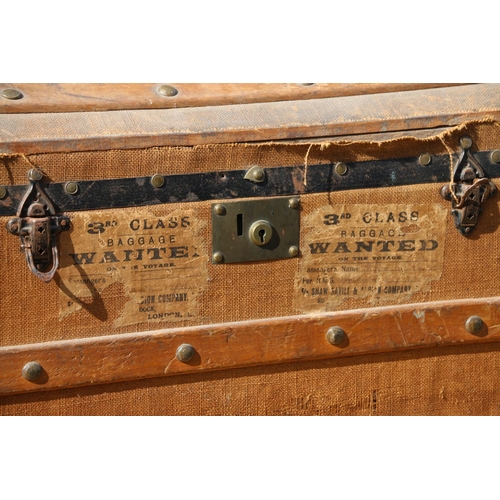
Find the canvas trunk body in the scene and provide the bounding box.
[1,83,500,416]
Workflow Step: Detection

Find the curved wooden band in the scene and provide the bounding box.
[1,296,499,396]
[1,85,497,154]
[0,83,464,114]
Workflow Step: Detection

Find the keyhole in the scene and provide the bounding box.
[249,220,273,246]
[237,213,243,236]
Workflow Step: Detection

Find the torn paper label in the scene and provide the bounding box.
[294,204,447,313]
[58,208,207,327]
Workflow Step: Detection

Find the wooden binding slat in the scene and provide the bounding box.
[1,296,499,396]
[0,84,497,154]
[0,83,467,114]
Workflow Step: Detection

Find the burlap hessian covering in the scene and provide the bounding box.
[1,119,500,415]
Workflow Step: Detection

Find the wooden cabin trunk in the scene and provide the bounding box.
[1,83,500,415]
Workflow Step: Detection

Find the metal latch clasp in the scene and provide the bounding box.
[440,136,496,235]
[6,169,70,282]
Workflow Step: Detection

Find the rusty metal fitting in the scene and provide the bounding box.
[157,85,178,97]
[22,361,43,382]
[335,162,348,176]
[491,150,500,164]
[64,181,79,195]
[419,153,432,166]
[326,326,346,345]
[213,252,224,263]
[151,174,165,188]
[465,316,484,334]
[1,88,23,100]
[176,344,195,363]
[459,136,473,150]
[28,169,43,182]
[214,204,226,216]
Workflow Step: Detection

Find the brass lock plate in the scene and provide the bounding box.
[212,197,300,264]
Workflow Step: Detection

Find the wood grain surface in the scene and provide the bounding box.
[0,83,466,113]
[1,296,499,396]
[0,84,496,154]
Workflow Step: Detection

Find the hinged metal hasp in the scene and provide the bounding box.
[211,197,300,264]
[440,137,496,235]
[6,169,70,282]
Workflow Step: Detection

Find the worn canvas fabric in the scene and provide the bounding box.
[1,119,500,415]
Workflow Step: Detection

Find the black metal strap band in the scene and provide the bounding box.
[1,151,499,216]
